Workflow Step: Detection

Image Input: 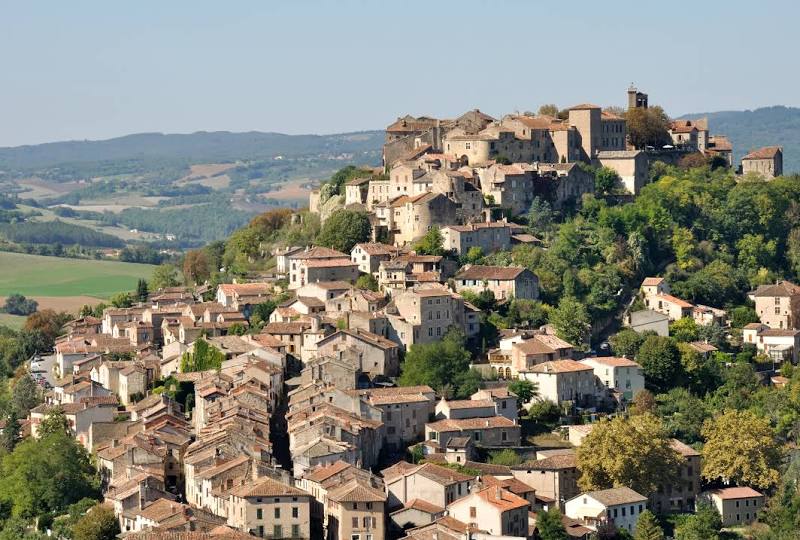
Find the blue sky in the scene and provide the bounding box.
[2,0,798,147]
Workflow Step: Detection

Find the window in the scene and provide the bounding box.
[292,525,300,537]
[363,517,370,528]
[292,507,298,518]
[501,430,507,441]
[470,506,477,518]
[473,431,481,441]
[352,517,359,528]
[256,508,263,520]
[273,525,282,538]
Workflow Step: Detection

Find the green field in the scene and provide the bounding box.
[0,252,155,298]
[0,313,25,330]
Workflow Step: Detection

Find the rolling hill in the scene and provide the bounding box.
[679,106,800,172]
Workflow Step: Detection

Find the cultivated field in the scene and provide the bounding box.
[0,252,154,299]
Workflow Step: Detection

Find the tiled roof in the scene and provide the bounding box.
[670,439,700,457]
[455,265,527,281]
[327,479,387,502]
[752,281,800,297]
[743,146,782,160]
[474,485,530,510]
[441,399,494,410]
[642,277,664,286]
[515,453,577,471]
[138,498,186,522]
[392,498,445,515]
[354,242,397,256]
[584,486,647,506]
[229,477,309,498]
[655,293,693,309]
[288,246,347,260]
[302,258,357,268]
[530,360,592,374]
[583,357,641,368]
[264,321,310,335]
[709,486,764,499]
[426,416,517,431]
[302,460,352,483]
[569,103,601,110]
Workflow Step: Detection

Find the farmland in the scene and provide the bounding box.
[0,251,154,299]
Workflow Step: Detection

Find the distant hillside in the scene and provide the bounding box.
[679,106,800,172]
[0,130,384,175]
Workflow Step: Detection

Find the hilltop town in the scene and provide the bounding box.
[2,86,800,540]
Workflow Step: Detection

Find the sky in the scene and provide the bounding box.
[2,0,799,147]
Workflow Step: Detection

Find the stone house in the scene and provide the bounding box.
[509,334,574,376]
[435,398,496,421]
[381,192,459,246]
[382,461,475,510]
[651,439,701,514]
[471,387,518,420]
[580,357,644,402]
[227,476,312,539]
[742,323,800,363]
[512,452,579,507]
[751,280,800,330]
[425,416,521,448]
[315,328,401,378]
[287,247,350,289]
[701,487,765,527]
[351,242,399,275]
[447,485,530,537]
[325,479,387,540]
[596,150,649,194]
[385,287,477,349]
[519,360,595,406]
[564,487,647,534]
[440,221,514,256]
[741,146,783,179]
[453,265,539,301]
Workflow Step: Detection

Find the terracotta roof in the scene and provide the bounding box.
[288,246,347,260]
[670,439,700,457]
[583,357,641,368]
[392,498,445,515]
[302,460,352,483]
[138,498,186,522]
[383,461,474,486]
[688,341,718,354]
[530,360,593,374]
[217,283,269,296]
[353,242,397,256]
[656,293,693,309]
[302,258,357,268]
[474,485,530,511]
[752,281,800,298]
[327,479,387,502]
[264,321,310,335]
[642,277,664,286]
[515,453,577,471]
[569,103,601,110]
[482,475,536,495]
[229,477,309,498]
[426,416,517,431]
[743,146,782,160]
[708,486,764,499]
[455,265,528,281]
[441,399,494,410]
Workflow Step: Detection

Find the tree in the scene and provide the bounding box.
[576,413,682,496]
[399,329,472,396]
[595,167,621,195]
[109,292,133,308]
[677,343,722,395]
[316,209,371,253]
[656,388,709,444]
[729,305,759,328]
[250,299,278,327]
[630,389,656,416]
[465,246,484,264]
[701,409,781,489]
[634,511,664,540]
[610,328,646,358]
[1,294,38,316]
[528,197,553,235]
[550,296,590,350]
[0,411,19,452]
[670,317,698,343]
[536,507,568,540]
[636,335,683,393]
[11,374,41,417]
[180,338,225,372]
[538,104,559,117]
[355,274,379,292]
[135,279,149,302]
[39,408,70,437]
[183,249,211,285]
[72,504,120,540]
[527,400,561,424]
[0,430,99,519]
[674,501,721,540]
[150,264,180,291]
[413,226,446,256]
[508,380,537,403]
[625,106,671,149]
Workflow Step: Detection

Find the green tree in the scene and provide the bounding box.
[669,317,698,343]
[550,296,590,350]
[72,504,120,540]
[701,409,781,489]
[413,226,446,256]
[610,328,646,358]
[576,413,682,496]
[180,338,225,372]
[250,299,278,328]
[0,430,99,519]
[38,408,70,437]
[729,306,759,328]
[595,167,621,195]
[398,329,471,396]
[1,293,38,316]
[316,209,371,253]
[636,335,683,393]
[109,292,133,308]
[536,507,568,540]
[655,388,709,444]
[625,106,671,149]
[465,246,484,264]
[0,411,19,452]
[674,501,721,540]
[506,298,547,328]
[149,264,180,290]
[737,233,777,274]
[355,274,379,292]
[634,511,664,540]
[671,227,697,271]
[508,380,537,403]
[527,197,553,235]
[527,399,561,423]
[11,374,41,417]
[135,279,149,302]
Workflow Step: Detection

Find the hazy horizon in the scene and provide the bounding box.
[3,0,799,147]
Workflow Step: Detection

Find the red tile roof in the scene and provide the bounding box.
[743,146,782,160]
